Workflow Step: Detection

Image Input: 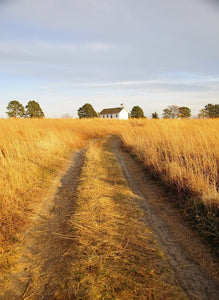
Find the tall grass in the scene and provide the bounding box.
[0,119,122,263]
[120,119,219,249]
[120,119,219,209]
[0,118,218,263]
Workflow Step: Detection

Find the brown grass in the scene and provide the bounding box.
[64,140,187,299]
[121,119,219,207]
[1,118,218,266]
[120,119,219,249]
[0,118,123,267]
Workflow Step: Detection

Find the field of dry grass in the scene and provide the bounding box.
[120,119,219,249]
[0,118,124,266]
[121,119,219,210]
[0,118,218,267]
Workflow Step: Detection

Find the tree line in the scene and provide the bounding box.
[77,103,219,119]
[162,104,219,119]
[6,100,44,118]
[5,100,218,119]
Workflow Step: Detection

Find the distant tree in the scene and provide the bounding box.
[214,104,219,117]
[77,107,84,119]
[25,100,44,118]
[169,105,179,118]
[77,103,97,119]
[198,108,209,119]
[163,105,179,119]
[204,103,219,118]
[130,106,145,118]
[6,100,25,118]
[178,106,191,118]
[162,108,172,119]
[152,111,159,119]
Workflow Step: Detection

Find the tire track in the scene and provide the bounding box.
[0,148,86,299]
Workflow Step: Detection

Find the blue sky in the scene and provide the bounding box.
[0,0,219,118]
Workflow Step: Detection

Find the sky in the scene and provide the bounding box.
[0,0,219,118]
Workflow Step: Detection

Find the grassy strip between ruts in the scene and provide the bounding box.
[60,139,188,299]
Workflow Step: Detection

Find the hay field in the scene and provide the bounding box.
[0,118,218,263]
[121,119,219,209]
[120,119,219,248]
[0,118,123,262]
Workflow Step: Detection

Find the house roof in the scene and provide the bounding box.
[99,107,124,114]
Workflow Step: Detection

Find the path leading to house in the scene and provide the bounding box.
[0,137,218,299]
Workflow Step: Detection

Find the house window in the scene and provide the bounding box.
[107,115,108,118]
[116,114,118,118]
[103,115,105,118]
[111,115,112,118]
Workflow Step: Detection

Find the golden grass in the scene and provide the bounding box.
[0,118,123,266]
[120,119,219,209]
[120,119,219,249]
[65,139,187,299]
[0,118,218,266]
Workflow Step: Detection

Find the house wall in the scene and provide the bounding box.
[100,113,119,119]
[119,109,129,120]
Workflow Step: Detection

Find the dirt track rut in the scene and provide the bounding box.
[1,149,85,299]
[113,137,219,300]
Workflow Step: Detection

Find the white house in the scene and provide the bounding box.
[99,104,129,120]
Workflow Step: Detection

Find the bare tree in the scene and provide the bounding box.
[163,105,179,119]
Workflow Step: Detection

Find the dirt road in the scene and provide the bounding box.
[1,137,218,299]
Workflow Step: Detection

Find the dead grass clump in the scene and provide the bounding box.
[65,140,187,299]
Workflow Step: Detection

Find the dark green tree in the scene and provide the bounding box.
[163,105,179,119]
[204,104,219,118]
[178,106,191,118]
[198,109,209,119]
[6,100,25,118]
[162,108,171,119]
[130,106,145,118]
[78,107,85,119]
[152,111,159,119]
[25,100,44,118]
[77,103,97,118]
